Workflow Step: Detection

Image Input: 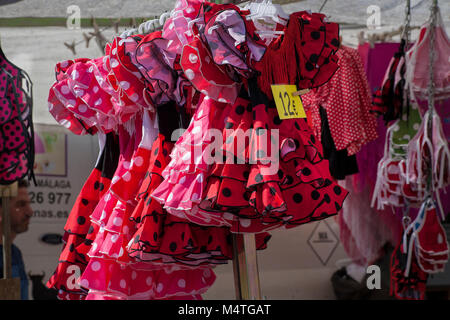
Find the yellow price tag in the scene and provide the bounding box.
[270,85,307,120]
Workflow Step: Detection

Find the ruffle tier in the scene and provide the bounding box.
[48,40,151,135]
[128,133,271,266]
[149,81,348,233]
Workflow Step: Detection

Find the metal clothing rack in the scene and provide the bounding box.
[400,0,442,228]
[426,0,438,197]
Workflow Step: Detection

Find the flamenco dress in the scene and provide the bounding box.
[150,9,348,233]
[46,133,120,300]
[0,45,34,184]
[128,102,271,266]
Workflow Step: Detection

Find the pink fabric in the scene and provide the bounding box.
[78,124,217,299]
[81,257,214,300]
[48,37,152,135]
[0,49,34,184]
[151,95,229,225]
[337,45,405,266]
[338,179,402,266]
[46,0,348,298]
[405,7,450,101]
[342,42,450,268]
[357,42,401,95]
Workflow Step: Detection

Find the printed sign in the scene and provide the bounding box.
[270,85,307,120]
[30,125,73,222]
[33,129,67,177]
[307,220,339,266]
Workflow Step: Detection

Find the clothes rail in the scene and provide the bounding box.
[426,0,438,195]
[120,12,170,38]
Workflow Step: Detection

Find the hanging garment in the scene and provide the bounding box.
[405,6,450,102]
[338,178,401,267]
[319,106,359,180]
[47,132,120,300]
[254,10,340,100]
[405,109,450,204]
[372,40,407,122]
[401,198,449,276]
[357,42,401,95]
[302,45,378,157]
[355,42,403,190]
[370,72,445,211]
[154,9,344,232]
[0,44,34,184]
[128,132,270,266]
[390,235,428,300]
[75,113,218,300]
[319,109,358,180]
[150,95,230,224]
[338,42,405,270]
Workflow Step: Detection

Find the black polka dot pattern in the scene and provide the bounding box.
[235,105,245,115]
[293,193,303,203]
[311,190,320,200]
[222,188,232,197]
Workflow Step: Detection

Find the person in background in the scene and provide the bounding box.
[0,179,33,300]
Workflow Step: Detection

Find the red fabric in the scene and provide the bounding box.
[390,239,428,300]
[129,134,271,265]
[302,46,378,156]
[46,167,111,299]
[254,11,340,100]
[197,85,349,233]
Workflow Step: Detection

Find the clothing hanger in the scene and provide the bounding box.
[120,11,171,38]
[245,0,287,36]
[245,0,288,20]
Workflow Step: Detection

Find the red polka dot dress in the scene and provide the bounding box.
[47,132,120,300]
[128,132,271,267]
[301,46,378,156]
[198,79,349,233]
[77,113,221,300]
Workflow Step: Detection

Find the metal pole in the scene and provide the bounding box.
[426,0,438,195]
[401,0,411,47]
[226,0,262,301]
